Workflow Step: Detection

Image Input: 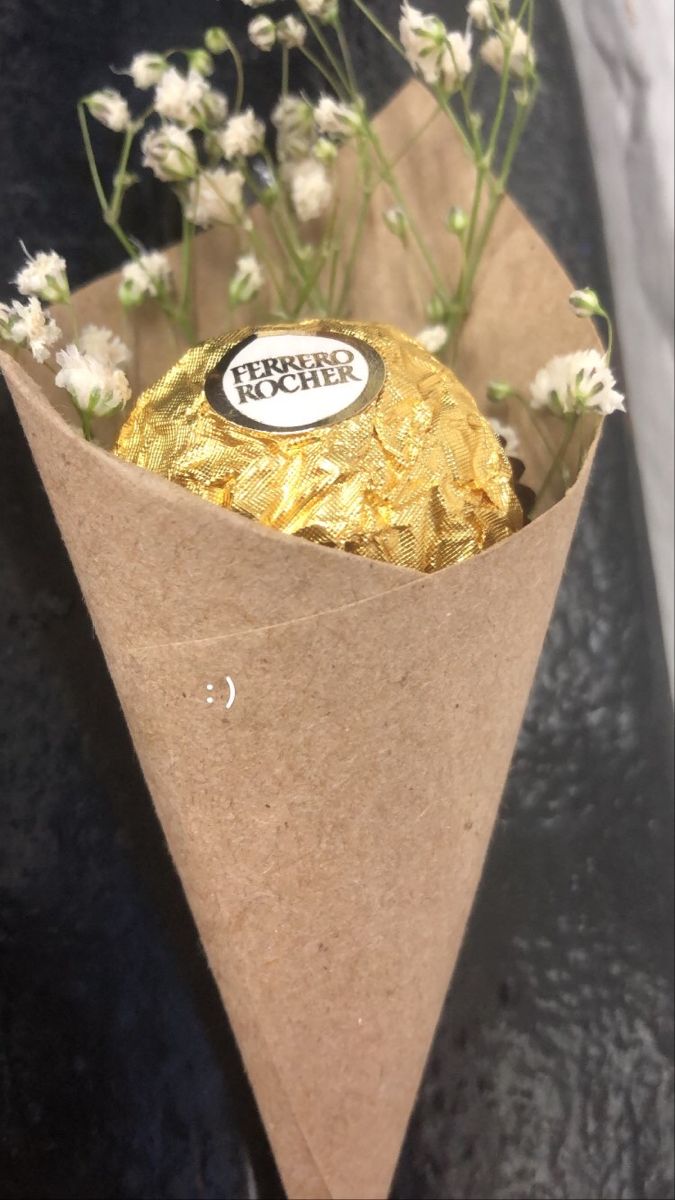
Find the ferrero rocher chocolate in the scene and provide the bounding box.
[113,319,523,572]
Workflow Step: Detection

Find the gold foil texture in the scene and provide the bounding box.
[114,320,523,572]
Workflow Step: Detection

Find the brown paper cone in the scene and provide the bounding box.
[2,83,602,1200]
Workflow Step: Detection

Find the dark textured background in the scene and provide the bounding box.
[1,3,673,1198]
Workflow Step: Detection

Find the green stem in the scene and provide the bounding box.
[298,44,345,96]
[77,102,110,214]
[179,209,195,335]
[335,17,359,98]
[364,120,447,297]
[281,45,290,98]
[533,414,578,514]
[227,37,245,112]
[108,123,136,225]
[304,14,351,95]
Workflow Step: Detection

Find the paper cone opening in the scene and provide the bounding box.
[2,81,603,1200]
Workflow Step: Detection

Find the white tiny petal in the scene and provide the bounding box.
[467,0,493,30]
[55,344,131,415]
[6,297,61,362]
[153,67,210,128]
[416,324,448,354]
[530,349,625,416]
[119,250,173,305]
[15,250,69,303]
[481,20,535,78]
[288,157,333,222]
[142,124,198,181]
[220,109,266,159]
[297,0,338,21]
[314,96,360,137]
[127,52,167,89]
[249,15,277,51]
[277,16,308,48]
[185,167,246,228]
[78,324,131,368]
[86,89,131,132]
[488,416,520,456]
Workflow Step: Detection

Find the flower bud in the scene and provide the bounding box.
[249,16,277,52]
[204,27,230,55]
[447,205,468,235]
[487,380,515,404]
[188,49,215,76]
[314,137,338,164]
[383,207,409,243]
[569,288,603,318]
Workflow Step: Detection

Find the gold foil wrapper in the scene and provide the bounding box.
[114,319,523,572]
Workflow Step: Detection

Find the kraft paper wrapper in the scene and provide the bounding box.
[2,83,601,1200]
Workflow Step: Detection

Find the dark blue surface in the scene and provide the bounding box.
[1,3,673,1198]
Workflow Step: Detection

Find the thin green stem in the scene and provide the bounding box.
[77,103,110,214]
[227,38,245,112]
[281,45,290,98]
[350,0,404,61]
[108,124,136,225]
[305,14,350,95]
[533,414,578,514]
[363,120,447,297]
[335,17,359,99]
[298,44,345,96]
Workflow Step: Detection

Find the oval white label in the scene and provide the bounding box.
[205,330,385,434]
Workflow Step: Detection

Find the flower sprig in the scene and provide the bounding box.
[1,3,625,500]
[487,288,624,511]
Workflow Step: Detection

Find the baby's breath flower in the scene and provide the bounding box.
[220,109,266,159]
[530,350,624,416]
[273,94,315,162]
[85,89,131,132]
[288,157,333,222]
[125,52,167,89]
[314,96,361,138]
[229,254,265,305]
[277,16,308,48]
[201,87,229,127]
[142,124,198,181]
[416,324,448,354]
[467,0,493,30]
[569,288,603,318]
[383,206,409,241]
[481,20,535,78]
[3,298,61,363]
[249,15,277,51]
[55,345,131,424]
[488,416,520,456]
[298,0,338,23]
[153,67,209,128]
[119,250,173,306]
[399,5,471,93]
[185,167,246,228]
[15,250,69,304]
[78,324,131,367]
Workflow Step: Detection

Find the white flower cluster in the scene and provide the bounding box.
[0,297,61,363]
[0,246,133,433]
[530,350,624,416]
[118,250,173,307]
[400,3,472,93]
[399,1,534,88]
